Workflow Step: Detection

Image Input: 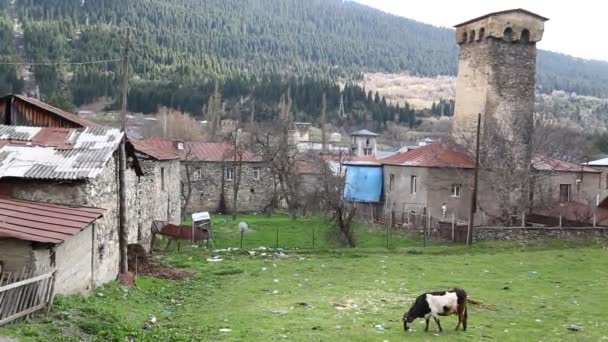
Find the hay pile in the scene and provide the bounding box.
[127,244,192,280]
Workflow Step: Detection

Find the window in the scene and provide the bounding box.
[161,167,165,190]
[559,184,571,203]
[451,184,462,198]
[366,138,370,146]
[363,148,373,156]
[520,29,530,43]
[225,166,234,181]
[410,176,417,195]
[503,27,513,42]
[469,30,475,42]
[389,174,395,191]
[193,168,202,181]
[478,27,485,41]
[605,173,608,190]
[252,167,260,180]
[462,31,468,43]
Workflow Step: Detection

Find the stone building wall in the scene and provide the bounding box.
[183,161,273,214]
[128,156,181,246]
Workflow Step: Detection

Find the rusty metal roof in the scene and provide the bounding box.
[382,143,475,169]
[9,94,101,128]
[532,155,600,173]
[0,125,123,180]
[130,137,260,162]
[454,8,549,28]
[0,196,104,243]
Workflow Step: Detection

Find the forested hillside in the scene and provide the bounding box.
[0,0,607,122]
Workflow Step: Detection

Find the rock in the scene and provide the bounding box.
[567,324,583,332]
[218,328,232,333]
[311,326,321,330]
[375,324,384,332]
[272,310,287,315]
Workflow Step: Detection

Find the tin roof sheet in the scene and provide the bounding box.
[0,196,104,243]
[382,143,476,169]
[0,125,123,180]
[130,137,260,162]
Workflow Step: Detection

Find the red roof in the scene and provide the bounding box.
[130,137,260,162]
[532,155,600,173]
[11,94,101,128]
[0,197,104,243]
[382,143,475,169]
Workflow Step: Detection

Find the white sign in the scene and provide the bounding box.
[192,212,210,222]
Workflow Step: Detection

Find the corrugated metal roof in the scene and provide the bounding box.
[532,155,599,173]
[11,94,101,128]
[350,129,378,137]
[586,157,608,167]
[130,137,260,162]
[0,196,104,243]
[0,125,123,180]
[382,143,475,169]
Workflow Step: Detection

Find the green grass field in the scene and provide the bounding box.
[1,215,607,341]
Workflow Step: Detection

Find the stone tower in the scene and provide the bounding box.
[451,9,548,155]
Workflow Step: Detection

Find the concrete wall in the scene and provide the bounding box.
[183,161,273,214]
[383,165,472,221]
[54,224,95,294]
[351,136,377,157]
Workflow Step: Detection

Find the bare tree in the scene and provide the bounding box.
[155,107,206,140]
[319,152,357,247]
[180,147,195,220]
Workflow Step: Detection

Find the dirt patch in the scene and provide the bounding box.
[127,244,192,280]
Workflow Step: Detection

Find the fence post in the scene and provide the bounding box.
[312,225,315,249]
[521,211,526,228]
[451,212,455,242]
[593,209,597,228]
[276,226,279,249]
[559,214,562,228]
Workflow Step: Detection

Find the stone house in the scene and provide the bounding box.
[130,138,273,214]
[0,125,134,291]
[0,197,104,295]
[350,129,378,157]
[381,143,475,222]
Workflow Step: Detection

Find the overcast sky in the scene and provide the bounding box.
[352,0,607,62]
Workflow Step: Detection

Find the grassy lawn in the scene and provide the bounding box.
[1,215,607,341]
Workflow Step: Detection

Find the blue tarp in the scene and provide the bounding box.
[343,165,383,203]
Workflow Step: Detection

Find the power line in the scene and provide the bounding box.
[0,58,122,66]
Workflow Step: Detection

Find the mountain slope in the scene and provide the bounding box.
[0,0,607,107]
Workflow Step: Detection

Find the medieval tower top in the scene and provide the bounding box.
[451,9,548,150]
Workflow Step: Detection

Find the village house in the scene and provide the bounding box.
[350,129,378,157]
[0,125,132,293]
[129,137,273,214]
[381,143,475,222]
[0,197,104,295]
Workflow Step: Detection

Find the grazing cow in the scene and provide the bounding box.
[403,288,467,332]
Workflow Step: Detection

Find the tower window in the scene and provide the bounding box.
[520,29,530,43]
[503,27,513,42]
[478,27,485,41]
[469,30,475,42]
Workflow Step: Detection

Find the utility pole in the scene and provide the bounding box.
[118,28,130,275]
[321,92,327,153]
[467,113,482,246]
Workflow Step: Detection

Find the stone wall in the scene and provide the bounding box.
[183,161,273,214]
[473,227,608,241]
[0,239,33,273]
[128,156,181,247]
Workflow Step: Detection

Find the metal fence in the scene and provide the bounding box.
[0,268,56,327]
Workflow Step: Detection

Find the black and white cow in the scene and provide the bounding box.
[403,288,467,332]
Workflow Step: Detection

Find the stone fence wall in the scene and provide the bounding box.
[436,221,608,242]
[473,227,608,241]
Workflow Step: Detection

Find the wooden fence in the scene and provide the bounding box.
[0,269,56,326]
